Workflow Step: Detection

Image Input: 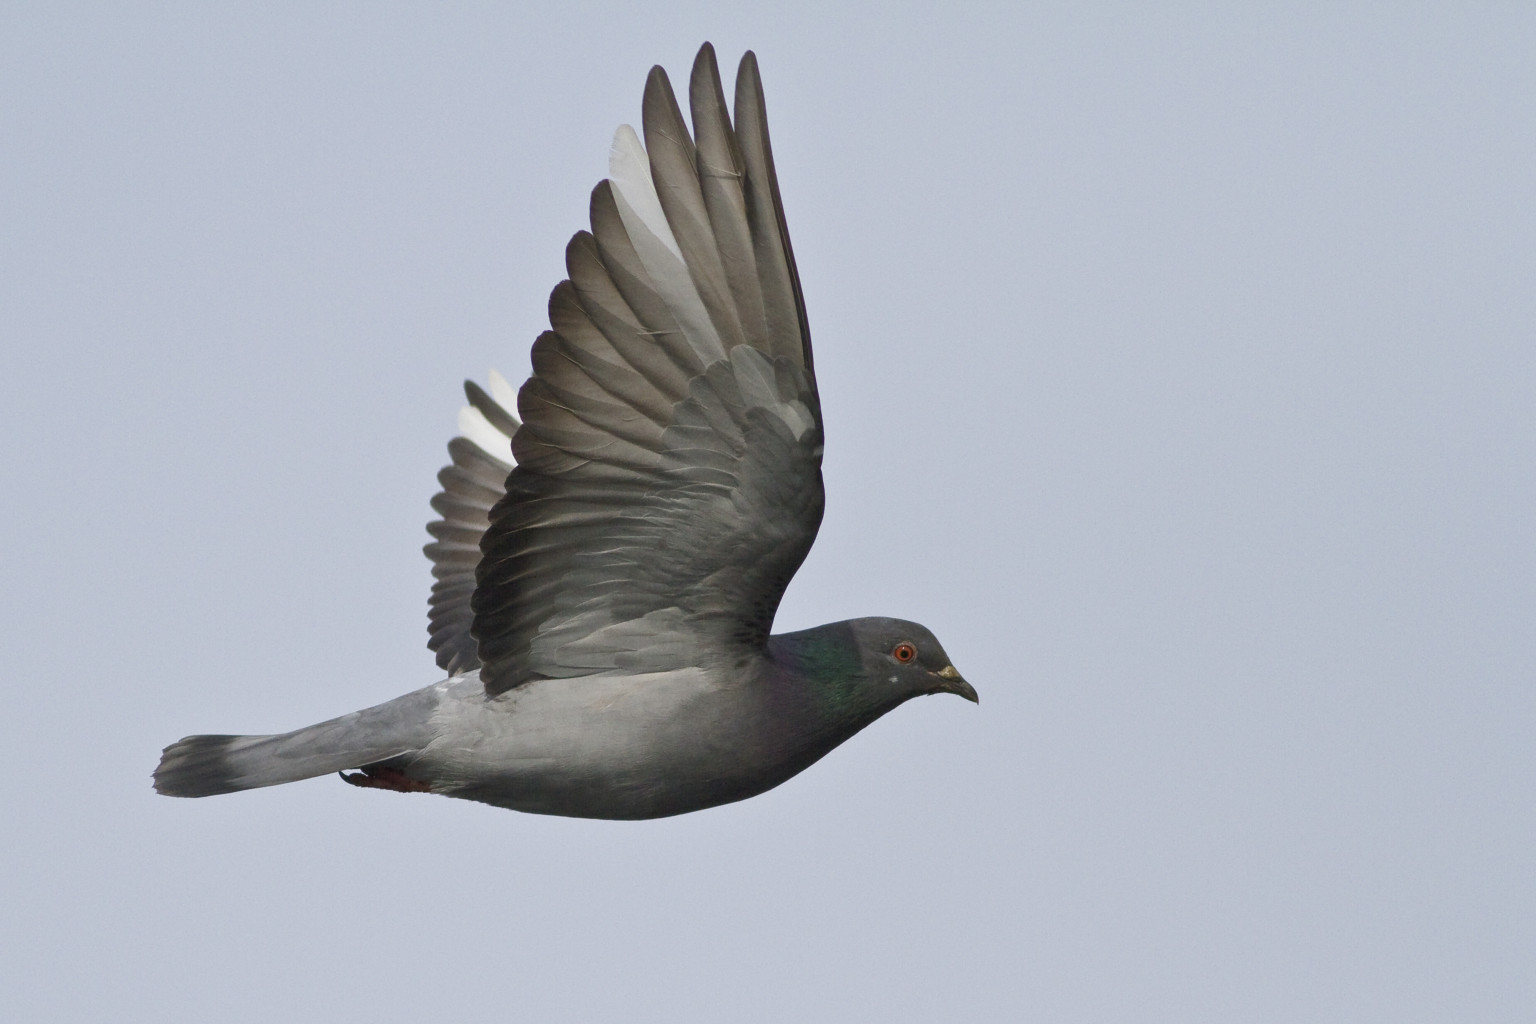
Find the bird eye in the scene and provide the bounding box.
[892,642,917,664]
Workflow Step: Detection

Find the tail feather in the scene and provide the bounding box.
[154,734,258,797]
[154,685,441,798]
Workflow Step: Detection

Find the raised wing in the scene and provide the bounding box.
[423,371,520,676]
[469,44,822,696]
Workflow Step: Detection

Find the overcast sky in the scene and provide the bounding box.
[4,4,1533,1021]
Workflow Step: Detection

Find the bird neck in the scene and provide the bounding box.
[766,623,890,728]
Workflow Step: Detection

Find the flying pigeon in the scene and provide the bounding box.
[153,43,975,820]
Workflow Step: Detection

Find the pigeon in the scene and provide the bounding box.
[153,43,976,820]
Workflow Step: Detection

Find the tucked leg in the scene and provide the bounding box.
[339,765,432,793]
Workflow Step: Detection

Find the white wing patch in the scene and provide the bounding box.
[607,126,725,366]
[608,125,683,262]
[486,368,519,416]
[458,405,514,467]
[457,370,518,467]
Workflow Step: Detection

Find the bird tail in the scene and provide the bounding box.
[153,685,441,797]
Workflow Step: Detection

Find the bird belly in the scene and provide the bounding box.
[411,669,808,819]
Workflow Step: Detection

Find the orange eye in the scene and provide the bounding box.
[892,642,917,664]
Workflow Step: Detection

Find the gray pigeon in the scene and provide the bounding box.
[153,43,975,820]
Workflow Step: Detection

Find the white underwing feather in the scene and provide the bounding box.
[457,405,514,468]
[608,125,682,261]
[487,369,519,415]
[607,126,723,365]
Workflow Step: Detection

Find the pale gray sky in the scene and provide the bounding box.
[4,4,1533,1021]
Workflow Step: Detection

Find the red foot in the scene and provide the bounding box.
[339,766,433,793]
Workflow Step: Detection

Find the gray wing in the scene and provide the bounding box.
[424,373,520,676]
[470,44,822,696]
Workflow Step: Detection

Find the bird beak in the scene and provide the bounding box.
[931,664,978,703]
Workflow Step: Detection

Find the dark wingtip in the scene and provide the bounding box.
[737,49,760,85]
[645,63,672,97]
[691,43,722,102]
[640,63,691,164]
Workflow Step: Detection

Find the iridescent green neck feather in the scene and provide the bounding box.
[767,623,887,725]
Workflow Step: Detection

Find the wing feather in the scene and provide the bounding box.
[733,51,813,371]
[641,65,748,353]
[464,44,821,696]
[607,127,722,366]
[424,382,519,675]
[689,45,770,352]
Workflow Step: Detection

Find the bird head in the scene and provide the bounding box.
[844,617,978,704]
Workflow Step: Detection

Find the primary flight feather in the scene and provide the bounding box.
[154,43,975,820]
